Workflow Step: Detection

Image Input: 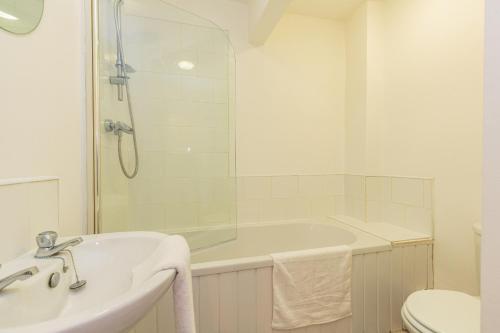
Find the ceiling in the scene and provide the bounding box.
[286,0,365,20]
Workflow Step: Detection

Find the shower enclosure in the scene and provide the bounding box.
[93,0,236,249]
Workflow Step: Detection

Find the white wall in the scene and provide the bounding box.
[482,0,500,330]
[0,178,59,262]
[344,0,483,295]
[345,4,367,174]
[238,13,346,175]
[0,0,87,237]
[168,0,346,177]
[376,0,483,295]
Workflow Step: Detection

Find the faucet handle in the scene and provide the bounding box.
[36,231,58,249]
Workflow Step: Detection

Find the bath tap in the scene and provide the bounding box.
[34,231,83,258]
[0,266,39,292]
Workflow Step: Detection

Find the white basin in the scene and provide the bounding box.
[0,232,176,333]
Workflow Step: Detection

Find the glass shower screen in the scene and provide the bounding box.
[95,0,236,250]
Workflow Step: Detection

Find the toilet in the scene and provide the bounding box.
[401,224,482,333]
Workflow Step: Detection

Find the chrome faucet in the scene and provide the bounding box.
[0,266,39,292]
[34,231,83,258]
[34,231,87,290]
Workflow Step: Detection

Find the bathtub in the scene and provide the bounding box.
[130,218,433,333]
[191,219,390,275]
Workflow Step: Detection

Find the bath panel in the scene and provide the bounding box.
[129,244,432,333]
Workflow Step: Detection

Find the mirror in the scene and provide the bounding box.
[0,0,43,34]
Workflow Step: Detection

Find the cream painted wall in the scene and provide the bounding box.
[169,0,346,176]
[238,13,346,175]
[345,4,367,174]
[0,0,87,236]
[346,0,483,294]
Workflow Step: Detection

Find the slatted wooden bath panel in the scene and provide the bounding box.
[129,243,432,333]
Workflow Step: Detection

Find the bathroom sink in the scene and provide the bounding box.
[0,232,176,333]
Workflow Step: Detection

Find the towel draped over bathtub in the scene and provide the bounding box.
[270,245,352,330]
[132,235,196,333]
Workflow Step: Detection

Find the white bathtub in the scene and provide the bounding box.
[130,219,433,333]
[191,219,390,275]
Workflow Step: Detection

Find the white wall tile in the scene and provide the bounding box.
[129,179,165,205]
[164,202,198,230]
[326,174,344,196]
[112,15,237,236]
[136,123,166,152]
[384,202,407,228]
[28,180,59,240]
[366,177,390,202]
[341,175,434,236]
[261,198,287,221]
[163,101,205,127]
[198,153,229,177]
[164,126,216,153]
[345,175,365,199]
[298,175,328,197]
[102,204,131,233]
[164,153,198,178]
[283,197,311,219]
[213,79,229,104]
[198,199,231,226]
[334,195,346,215]
[237,199,262,223]
[346,197,365,221]
[135,151,165,181]
[391,178,424,207]
[130,203,165,231]
[310,196,335,217]
[240,177,272,200]
[0,184,31,262]
[271,176,299,198]
[0,179,59,263]
[181,76,213,103]
[366,200,384,223]
[164,178,198,204]
[131,72,181,102]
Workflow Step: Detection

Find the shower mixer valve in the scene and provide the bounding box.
[104,119,134,135]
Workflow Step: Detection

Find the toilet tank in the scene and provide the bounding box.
[473,223,482,289]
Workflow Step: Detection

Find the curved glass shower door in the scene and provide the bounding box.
[95,0,236,250]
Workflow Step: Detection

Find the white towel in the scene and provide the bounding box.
[270,245,352,330]
[132,235,196,333]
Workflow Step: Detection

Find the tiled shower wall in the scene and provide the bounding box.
[99,3,237,238]
[238,174,434,235]
[237,175,345,223]
[102,173,433,234]
[344,175,434,235]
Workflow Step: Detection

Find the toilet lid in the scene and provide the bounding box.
[405,290,480,333]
